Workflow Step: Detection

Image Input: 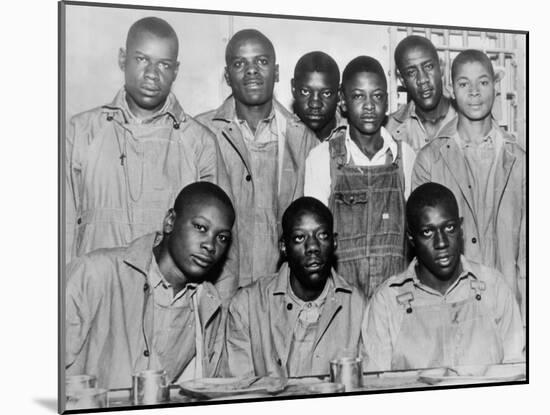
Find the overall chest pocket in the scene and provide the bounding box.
[332,191,369,239]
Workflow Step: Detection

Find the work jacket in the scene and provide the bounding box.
[223,263,366,378]
[411,118,526,324]
[386,99,457,152]
[196,97,318,287]
[65,233,224,389]
[65,90,238,299]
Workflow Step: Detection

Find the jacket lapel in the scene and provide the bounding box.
[493,142,517,218]
[312,289,343,351]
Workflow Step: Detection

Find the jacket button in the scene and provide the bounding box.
[277,358,282,366]
[447,145,450,148]
[287,303,293,310]
[173,122,180,130]
[245,174,252,182]
[143,350,150,357]
[77,218,82,225]
[143,283,149,291]
[106,115,113,121]
[471,237,477,244]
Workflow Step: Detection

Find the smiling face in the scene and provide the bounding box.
[341,71,387,136]
[119,30,179,118]
[292,71,339,134]
[164,198,234,284]
[452,60,496,122]
[283,210,335,297]
[224,36,278,107]
[410,203,463,286]
[397,45,443,112]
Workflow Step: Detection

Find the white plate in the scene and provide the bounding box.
[418,364,526,386]
[178,377,287,399]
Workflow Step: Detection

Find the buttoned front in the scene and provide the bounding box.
[223,263,365,378]
[362,257,524,372]
[65,233,224,389]
[196,98,318,287]
[411,118,526,325]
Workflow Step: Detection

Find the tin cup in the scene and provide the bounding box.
[329,357,363,391]
[131,369,169,405]
[66,388,107,410]
[66,374,97,396]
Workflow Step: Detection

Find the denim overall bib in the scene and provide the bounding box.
[328,134,406,298]
[391,276,503,370]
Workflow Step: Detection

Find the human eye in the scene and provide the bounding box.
[232,60,244,69]
[352,92,364,100]
[373,92,386,101]
[421,228,434,238]
[444,223,457,233]
[424,62,434,71]
[257,57,269,66]
[405,68,417,78]
[217,233,231,244]
[480,79,490,87]
[322,90,334,98]
[457,81,468,88]
[158,61,172,71]
[193,222,207,232]
[317,231,329,241]
[300,88,311,97]
[292,233,306,243]
[135,55,147,63]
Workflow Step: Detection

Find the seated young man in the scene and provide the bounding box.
[291,51,344,141]
[65,182,235,389]
[362,182,524,372]
[304,56,416,298]
[386,35,457,152]
[224,197,365,377]
[412,49,526,326]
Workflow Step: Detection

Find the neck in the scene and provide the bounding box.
[153,242,189,296]
[349,126,384,160]
[290,272,326,302]
[125,92,166,120]
[457,115,493,144]
[316,118,338,141]
[415,96,450,124]
[234,99,273,131]
[415,261,463,295]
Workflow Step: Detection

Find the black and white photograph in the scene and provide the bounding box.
[57,0,530,412]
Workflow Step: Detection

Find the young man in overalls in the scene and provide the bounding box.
[362,182,524,371]
[305,56,416,298]
[196,29,318,290]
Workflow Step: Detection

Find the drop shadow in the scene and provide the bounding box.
[34,398,58,413]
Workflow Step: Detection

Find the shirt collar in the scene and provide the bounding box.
[392,255,479,296]
[344,126,397,163]
[454,123,504,153]
[273,262,352,296]
[102,88,186,124]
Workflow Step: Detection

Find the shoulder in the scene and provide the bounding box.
[194,108,219,126]
[179,115,217,142]
[306,140,330,163]
[370,269,414,308]
[466,258,512,291]
[66,246,125,291]
[230,273,278,307]
[68,105,111,133]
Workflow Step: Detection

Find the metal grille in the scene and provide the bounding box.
[388,27,526,147]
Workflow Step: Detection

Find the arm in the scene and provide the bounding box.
[65,117,82,263]
[411,146,432,191]
[517,159,526,328]
[361,290,395,372]
[223,293,255,377]
[494,278,525,363]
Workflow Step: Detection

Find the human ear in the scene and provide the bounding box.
[396,68,405,86]
[173,61,180,79]
[118,48,127,71]
[339,88,347,113]
[274,64,280,83]
[333,233,338,253]
[162,209,176,234]
[406,228,415,247]
[279,239,286,257]
[224,67,231,87]
[291,78,296,96]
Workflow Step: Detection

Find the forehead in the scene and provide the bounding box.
[288,210,330,230]
[400,45,438,66]
[344,71,386,90]
[227,37,274,59]
[179,199,233,227]
[413,204,458,228]
[454,60,493,78]
[295,71,339,89]
[127,31,178,58]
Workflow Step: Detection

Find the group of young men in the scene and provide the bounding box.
[65,16,526,391]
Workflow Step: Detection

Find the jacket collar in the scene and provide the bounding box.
[102,88,187,125]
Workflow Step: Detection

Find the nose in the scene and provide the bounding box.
[433,229,449,250]
[144,62,160,80]
[244,61,259,75]
[305,235,321,255]
[416,67,429,86]
[469,84,480,96]
[308,92,323,109]
[201,234,216,255]
[363,95,375,111]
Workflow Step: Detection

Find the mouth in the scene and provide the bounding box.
[434,254,453,267]
[243,78,264,89]
[191,254,214,268]
[419,88,433,99]
[305,113,325,121]
[140,84,161,95]
[305,259,324,271]
[360,115,378,122]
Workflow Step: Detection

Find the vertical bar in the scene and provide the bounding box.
[388,26,399,113]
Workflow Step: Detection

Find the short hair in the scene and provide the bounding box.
[293,51,340,84]
[342,56,387,89]
[225,29,275,65]
[451,49,495,82]
[406,182,459,232]
[173,182,235,222]
[394,35,438,70]
[282,197,333,239]
[126,17,179,55]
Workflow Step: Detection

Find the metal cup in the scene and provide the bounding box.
[131,369,169,405]
[329,357,363,391]
[65,388,107,410]
[65,374,97,397]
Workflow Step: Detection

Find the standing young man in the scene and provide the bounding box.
[197,29,318,288]
[386,35,457,152]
